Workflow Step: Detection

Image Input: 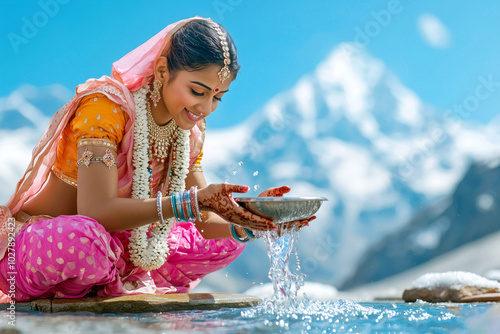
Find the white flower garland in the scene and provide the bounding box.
[129,86,190,270]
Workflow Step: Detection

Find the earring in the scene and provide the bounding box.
[150,77,162,107]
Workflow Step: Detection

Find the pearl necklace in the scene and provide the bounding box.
[129,86,190,271]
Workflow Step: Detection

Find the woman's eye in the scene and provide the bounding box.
[191,89,203,96]
[214,96,222,102]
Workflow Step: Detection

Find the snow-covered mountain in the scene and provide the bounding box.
[1,44,500,293]
[198,43,500,291]
[342,157,500,290]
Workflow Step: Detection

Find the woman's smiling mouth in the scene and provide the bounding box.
[185,108,203,121]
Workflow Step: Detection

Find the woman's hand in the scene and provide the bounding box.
[258,185,316,234]
[278,216,316,236]
[198,183,275,231]
[258,185,290,197]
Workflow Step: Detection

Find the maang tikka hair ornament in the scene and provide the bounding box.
[208,19,231,83]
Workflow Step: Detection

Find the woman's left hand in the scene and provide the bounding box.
[258,185,291,198]
[278,216,316,235]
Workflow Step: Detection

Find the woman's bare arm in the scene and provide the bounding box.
[76,145,175,231]
[77,145,273,232]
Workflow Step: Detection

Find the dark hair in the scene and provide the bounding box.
[162,19,240,81]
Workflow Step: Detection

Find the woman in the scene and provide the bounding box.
[0,17,312,302]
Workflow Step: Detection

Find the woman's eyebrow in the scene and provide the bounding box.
[191,81,229,93]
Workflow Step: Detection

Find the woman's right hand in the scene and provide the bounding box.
[197,183,275,231]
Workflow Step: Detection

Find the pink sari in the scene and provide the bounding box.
[0,16,245,302]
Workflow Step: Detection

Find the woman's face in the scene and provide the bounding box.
[158,64,232,130]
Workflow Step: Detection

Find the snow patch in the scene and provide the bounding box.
[412,271,500,290]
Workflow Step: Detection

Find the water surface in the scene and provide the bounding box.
[2,301,500,333]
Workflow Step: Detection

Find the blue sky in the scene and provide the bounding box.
[1,0,500,128]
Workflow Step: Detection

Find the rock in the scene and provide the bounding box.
[30,293,261,313]
[0,302,32,311]
[403,286,498,302]
[459,292,500,302]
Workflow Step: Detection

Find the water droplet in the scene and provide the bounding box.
[224,273,229,277]
[232,170,237,175]
[238,161,243,166]
[254,185,260,191]
[253,171,259,176]
[260,282,264,286]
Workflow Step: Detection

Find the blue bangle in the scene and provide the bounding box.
[230,225,249,243]
[176,191,186,221]
[185,190,195,221]
[243,228,256,239]
[171,193,179,221]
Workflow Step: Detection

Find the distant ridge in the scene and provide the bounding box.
[342,158,500,289]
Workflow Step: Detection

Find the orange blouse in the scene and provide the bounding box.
[52,93,203,187]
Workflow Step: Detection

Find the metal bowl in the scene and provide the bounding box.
[236,197,328,222]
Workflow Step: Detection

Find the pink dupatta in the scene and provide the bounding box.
[0,16,207,261]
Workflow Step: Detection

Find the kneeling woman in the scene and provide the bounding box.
[0,17,311,302]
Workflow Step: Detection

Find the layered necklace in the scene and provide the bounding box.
[129,86,190,271]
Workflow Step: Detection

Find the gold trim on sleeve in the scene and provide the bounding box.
[52,166,78,188]
[76,138,117,150]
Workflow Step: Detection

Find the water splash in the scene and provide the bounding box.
[255,222,305,313]
[254,185,260,191]
[240,220,463,333]
[253,171,259,176]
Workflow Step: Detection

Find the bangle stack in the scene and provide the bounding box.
[170,186,202,222]
[230,224,257,243]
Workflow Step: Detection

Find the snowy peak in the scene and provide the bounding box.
[202,44,500,289]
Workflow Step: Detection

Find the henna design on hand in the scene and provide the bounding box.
[277,216,316,236]
[258,186,291,198]
[198,183,275,231]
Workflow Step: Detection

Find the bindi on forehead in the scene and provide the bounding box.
[191,80,228,94]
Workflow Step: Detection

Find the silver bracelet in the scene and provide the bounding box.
[156,190,164,224]
[192,186,202,222]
